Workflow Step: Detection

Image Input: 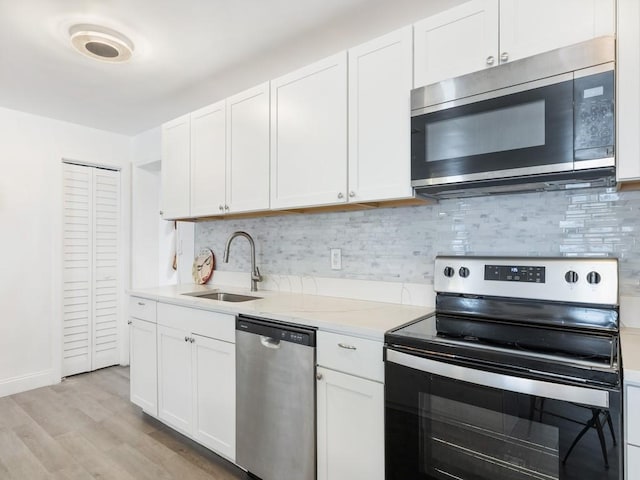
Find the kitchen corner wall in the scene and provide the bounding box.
[196,187,640,297]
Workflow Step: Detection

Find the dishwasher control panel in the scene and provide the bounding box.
[236,316,316,346]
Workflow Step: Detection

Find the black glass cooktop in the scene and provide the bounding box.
[385,314,620,388]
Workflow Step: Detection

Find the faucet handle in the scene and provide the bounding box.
[253,266,262,282]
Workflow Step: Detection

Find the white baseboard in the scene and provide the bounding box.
[0,369,58,398]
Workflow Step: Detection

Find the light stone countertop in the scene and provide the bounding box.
[128,283,434,341]
[622,328,640,384]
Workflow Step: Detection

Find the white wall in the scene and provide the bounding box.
[0,106,131,396]
[130,127,193,288]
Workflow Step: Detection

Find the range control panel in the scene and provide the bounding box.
[434,256,618,305]
[484,265,545,283]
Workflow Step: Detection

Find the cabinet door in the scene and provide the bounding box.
[348,27,413,203]
[617,0,640,182]
[226,83,270,213]
[414,0,498,87]
[499,0,615,64]
[271,52,348,209]
[191,101,226,217]
[317,367,384,480]
[161,114,191,219]
[129,318,157,416]
[192,334,236,461]
[628,445,640,480]
[157,325,192,435]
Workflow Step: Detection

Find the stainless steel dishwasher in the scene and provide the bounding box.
[236,315,316,480]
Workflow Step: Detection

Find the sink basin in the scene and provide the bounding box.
[183,291,261,303]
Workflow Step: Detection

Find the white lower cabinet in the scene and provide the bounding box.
[316,367,384,480]
[137,303,236,462]
[316,331,385,480]
[627,383,640,479]
[192,334,236,460]
[157,325,193,435]
[129,316,158,416]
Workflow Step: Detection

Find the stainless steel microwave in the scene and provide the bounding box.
[410,36,616,198]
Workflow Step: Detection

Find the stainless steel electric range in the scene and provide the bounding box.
[385,256,621,480]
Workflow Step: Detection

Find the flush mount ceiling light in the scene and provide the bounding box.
[69,24,134,63]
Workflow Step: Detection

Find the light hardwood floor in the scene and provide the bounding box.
[0,366,246,479]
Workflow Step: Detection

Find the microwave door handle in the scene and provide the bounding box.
[386,349,609,409]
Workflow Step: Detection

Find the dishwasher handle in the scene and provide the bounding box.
[260,336,281,349]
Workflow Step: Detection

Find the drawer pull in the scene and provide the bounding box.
[338,343,357,351]
[137,302,145,306]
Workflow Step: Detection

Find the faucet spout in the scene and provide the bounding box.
[223,231,262,292]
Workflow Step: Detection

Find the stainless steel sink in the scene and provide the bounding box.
[182,291,261,302]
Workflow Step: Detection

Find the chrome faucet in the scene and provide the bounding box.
[223,231,262,292]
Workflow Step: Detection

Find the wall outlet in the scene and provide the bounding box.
[330,248,342,270]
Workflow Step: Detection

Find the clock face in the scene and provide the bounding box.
[192,248,215,285]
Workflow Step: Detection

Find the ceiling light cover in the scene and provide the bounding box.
[69,24,134,63]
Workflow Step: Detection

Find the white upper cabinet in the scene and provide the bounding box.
[226,83,270,213]
[617,0,640,182]
[414,0,498,87]
[190,101,226,217]
[161,114,191,220]
[271,52,348,209]
[414,0,615,88]
[348,27,413,203]
[499,0,615,64]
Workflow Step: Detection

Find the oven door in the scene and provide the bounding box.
[410,75,574,187]
[385,349,621,480]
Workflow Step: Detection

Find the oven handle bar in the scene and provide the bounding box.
[386,349,609,409]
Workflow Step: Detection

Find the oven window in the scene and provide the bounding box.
[419,391,559,480]
[426,100,546,162]
[385,361,621,480]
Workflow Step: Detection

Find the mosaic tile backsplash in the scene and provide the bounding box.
[195,187,640,296]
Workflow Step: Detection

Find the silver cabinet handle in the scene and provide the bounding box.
[349,191,355,198]
[500,52,509,62]
[159,210,163,215]
[184,336,189,342]
[190,337,195,343]
[338,343,357,350]
[337,192,344,199]
[224,205,230,211]
[127,320,132,325]
[486,55,495,65]
[137,301,145,306]
[219,205,224,211]
[316,373,323,380]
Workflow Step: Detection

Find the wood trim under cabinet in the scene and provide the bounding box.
[173,197,432,222]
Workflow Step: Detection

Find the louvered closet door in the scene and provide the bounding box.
[92,169,120,370]
[62,164,93,375]
[62,163,120,376]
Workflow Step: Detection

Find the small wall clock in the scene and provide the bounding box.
[192,248,215,284]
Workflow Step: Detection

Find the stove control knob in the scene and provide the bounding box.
[459,267,470,278]
[587,271,601,285]
[443,266,455,278]
[565,271,579,284]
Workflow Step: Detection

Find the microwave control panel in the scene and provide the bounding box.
[574,70,615,161]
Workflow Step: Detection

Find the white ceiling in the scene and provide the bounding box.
[0,0,458,135]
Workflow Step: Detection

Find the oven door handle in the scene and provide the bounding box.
[386,349,610,408]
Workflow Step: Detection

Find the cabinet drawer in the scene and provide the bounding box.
[628,444,640,480]
[157,302,235,343]
[129,297,157,323]
[317,331,383,382]
[628,384,640,446]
